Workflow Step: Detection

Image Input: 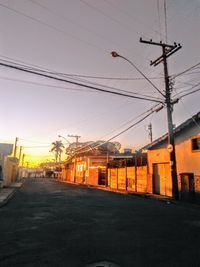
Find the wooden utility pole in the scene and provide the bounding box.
[13,137,18,157]
[68,134,81,146]
[140,38,181,200]
[68,134,81,183]
[22,153,25,167]
[148,123,153,143]
[18,146,23,165]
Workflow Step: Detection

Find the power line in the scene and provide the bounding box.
[0,55,164,80]
[79,0,141,37]
[74,109,155,155]
[28,0,126,55]
[97,104,160,140]
[157,0,162,40]
[0,2,108,54]
[164,0,168,42]
[0,56,165,101]
[179,100,200,131]
[104,0,167,41]
[172,62,200,79]
[173,81,200,97]
[64,72,163,100]
[0,58,163,101]
[179,86,200,99]
[68,103,161,156]
[0,61,163,103]
[0,76,92,94]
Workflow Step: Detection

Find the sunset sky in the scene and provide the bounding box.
[1,0,200,165]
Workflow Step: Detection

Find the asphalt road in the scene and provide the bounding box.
[0,178,200,267]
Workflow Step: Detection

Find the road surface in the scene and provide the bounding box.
[0,178,200,267]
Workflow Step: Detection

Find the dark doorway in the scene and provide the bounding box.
[98,168,107,185]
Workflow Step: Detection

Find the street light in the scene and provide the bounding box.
[58,135,71,144]
[111,51,165,97]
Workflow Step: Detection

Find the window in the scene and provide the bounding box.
[192,137,200,151]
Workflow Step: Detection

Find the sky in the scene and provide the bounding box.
[1,0,200,165]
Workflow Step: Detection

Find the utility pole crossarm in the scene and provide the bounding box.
[68,134,81,145]
[140,38,182,67]
[140,37,177,48]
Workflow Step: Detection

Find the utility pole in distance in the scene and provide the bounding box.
[68,134,81,183]
[13,137,19,157]
[18,146,23,165]
[22,153,25,168]
[148,123,153,143]
[68,134,81,146]
[140,38,181,200]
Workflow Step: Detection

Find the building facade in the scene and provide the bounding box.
[144,112,200,199]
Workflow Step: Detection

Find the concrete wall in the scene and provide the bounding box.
[3,157,18,186]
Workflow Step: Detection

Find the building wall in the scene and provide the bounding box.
[61,165,74,182]
[3,157,18,186]
[86,167,99,185]
[176,136,200,175]
[61,156,108,186]
[147,129,200,195]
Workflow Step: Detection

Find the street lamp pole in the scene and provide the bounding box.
[58,135,71,145]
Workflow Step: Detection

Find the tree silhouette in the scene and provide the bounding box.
[51,141,64,163]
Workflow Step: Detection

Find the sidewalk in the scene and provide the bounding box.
[0,181,24,207]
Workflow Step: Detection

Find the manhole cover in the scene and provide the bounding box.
[84,261,120,267]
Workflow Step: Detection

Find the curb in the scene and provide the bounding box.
[57,179,174,201]
[58,179,129,195]
[0,188,16,207]
[0,180,24,208]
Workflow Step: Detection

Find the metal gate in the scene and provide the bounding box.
[153,163,172,196]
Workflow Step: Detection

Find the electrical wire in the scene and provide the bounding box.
[74,109,155,155]
[28,0,128,55]
[67,104,159,156]
[173,81,200,97]
[0,57,163,101]
[0,60,163,103]
[0,55,164,81]
[0,2,108,54]
[173,86,200,131]
[157,0,162,40]
[164,0,168,42]
[172,62,200,79]
[179,86,200,99]
[104,0,167,42]
[0,76,92,94]
[96,104,160,140]
[179,100,200,131]
[79,0,141,36]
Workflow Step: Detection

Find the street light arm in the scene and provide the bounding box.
[111,51,165,98]
[58,135,71,144]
